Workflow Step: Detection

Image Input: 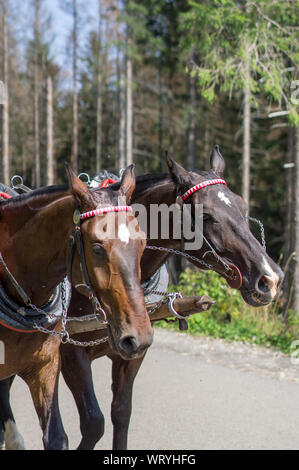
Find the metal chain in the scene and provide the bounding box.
[63,334,109,348]
[145,245,214,269]
[32,279,109,347]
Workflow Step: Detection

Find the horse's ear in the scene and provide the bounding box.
[119,164,136,203]
[166,151,191,186]
[210,145,225,177]
[65,162,90,199]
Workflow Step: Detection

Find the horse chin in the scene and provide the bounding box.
[240,288,272,307]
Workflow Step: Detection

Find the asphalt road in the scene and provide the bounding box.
[9,329,299,450]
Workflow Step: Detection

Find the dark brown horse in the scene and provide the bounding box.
[0,164,152,449]
[0,147,283,449]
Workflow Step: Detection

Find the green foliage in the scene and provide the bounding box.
[157,268,299,355]
[179,0,299,125]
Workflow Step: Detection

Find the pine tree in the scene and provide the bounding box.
[1,0,9,185]
[180,0,299,208]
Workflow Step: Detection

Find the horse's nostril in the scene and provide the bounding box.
[119,335,139,355]
[257,275,273,293]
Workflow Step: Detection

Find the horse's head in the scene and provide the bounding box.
[66,164,153,359]
[166,147,283,307]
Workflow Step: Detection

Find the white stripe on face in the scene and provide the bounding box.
[218,191,231,207]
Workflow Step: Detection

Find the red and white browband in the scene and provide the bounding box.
[80,180,227,219]
[80,206,133,221]
[180,179,227,202]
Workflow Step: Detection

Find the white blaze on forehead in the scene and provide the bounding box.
[218,191,231,207]
[118,224,130,244]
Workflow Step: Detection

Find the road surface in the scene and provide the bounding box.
[9,328,299,450]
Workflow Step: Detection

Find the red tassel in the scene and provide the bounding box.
[0,192,12,200]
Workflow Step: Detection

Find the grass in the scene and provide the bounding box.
[156,268,299,355]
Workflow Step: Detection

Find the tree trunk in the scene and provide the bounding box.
[95,0,102,174]
[2,0,9,185]
[283,127,295,315]
[125,46,133,166]
[186,74,197,171]
[294,126,299,314]
[34,0,40,187]
[158,68,164,172]
[284,128,294,258]
[71,0,78,173]
[242,52,251,210]
[119,53,126,169]
[46,76,54,185]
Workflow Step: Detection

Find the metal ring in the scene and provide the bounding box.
[60,331,70,344]
[10,175,24,188]
[168,293,187,320]
[78,173,91,185]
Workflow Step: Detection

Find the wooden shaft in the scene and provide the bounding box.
[66,295,215,335]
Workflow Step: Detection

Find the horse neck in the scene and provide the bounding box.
[132,175,180,282]
[0,188,75,306]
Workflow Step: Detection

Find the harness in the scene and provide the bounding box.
[0,183,132,341]
[0,184,72,332]
[177,178,227,204]
[0,173,266,340]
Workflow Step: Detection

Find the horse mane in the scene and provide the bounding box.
[104,173,171,198]
[0,184,69,208]
[134,173,171,196]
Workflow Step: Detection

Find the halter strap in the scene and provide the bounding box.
[80,205,133,221]
[180,179,227,202]
[176,177,242,288]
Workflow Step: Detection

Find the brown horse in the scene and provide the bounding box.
[0,147,283,449]
[0,164,152,449]
[55,147,282,450]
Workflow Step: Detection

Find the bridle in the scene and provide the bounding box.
[174,178,243,289]
[176,178,227,205]
[67,204,134,324]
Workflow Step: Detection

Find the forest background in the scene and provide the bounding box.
[1,0,299,351]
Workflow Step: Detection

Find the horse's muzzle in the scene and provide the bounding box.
[118,330,154,360]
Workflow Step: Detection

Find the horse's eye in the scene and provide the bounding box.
[203,214,213,222]
[92,244,106,256]
[203,214,218,224]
